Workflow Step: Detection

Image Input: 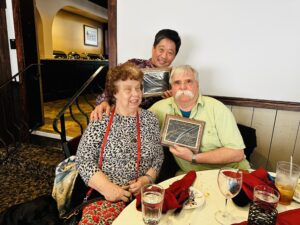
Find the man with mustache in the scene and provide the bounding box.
[149,65,250,174]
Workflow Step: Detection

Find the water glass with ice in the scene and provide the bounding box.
[141,184,165,225]
[275,161,300,205]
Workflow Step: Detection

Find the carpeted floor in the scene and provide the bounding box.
[0,96,97,213]
[0,143,64,213]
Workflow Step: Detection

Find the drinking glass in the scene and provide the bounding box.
[253,185,280,209]
[141,184,165,225]
[247,185,280,225]
[247,201,278,225]
[215,167,243,225]
[275,161,300,205]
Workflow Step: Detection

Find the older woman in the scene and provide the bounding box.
[76,63,164,225]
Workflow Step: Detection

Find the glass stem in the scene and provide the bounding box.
[223,198,229,216]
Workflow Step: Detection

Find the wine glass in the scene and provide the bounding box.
[215,167,243,225]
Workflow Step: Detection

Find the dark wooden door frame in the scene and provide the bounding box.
[0,1,11,85]
[12,0,43,128]
[108,0,117,68]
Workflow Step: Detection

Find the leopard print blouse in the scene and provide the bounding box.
[76,109,163,186]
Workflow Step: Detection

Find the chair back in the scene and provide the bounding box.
[237,124,257,162]
[63,135,82,157]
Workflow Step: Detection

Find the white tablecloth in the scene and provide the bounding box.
[112,170,300,225]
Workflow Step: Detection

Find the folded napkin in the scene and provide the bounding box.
[136,170,196,213]
[233,167,277,207]
[232,208,300,225]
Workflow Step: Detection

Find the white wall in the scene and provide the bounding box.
[117,0,300,103]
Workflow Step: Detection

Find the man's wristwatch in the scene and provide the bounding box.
[191,153,197,164]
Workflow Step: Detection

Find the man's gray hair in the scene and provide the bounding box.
[169,65,199,84]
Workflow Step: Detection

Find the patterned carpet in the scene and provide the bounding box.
[0,96,97,213]
[0,142,64,213]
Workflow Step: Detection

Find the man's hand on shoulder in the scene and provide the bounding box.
[162,90,172,98]
[90,101,111,121]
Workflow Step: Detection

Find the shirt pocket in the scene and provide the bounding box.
[201,125,222,151]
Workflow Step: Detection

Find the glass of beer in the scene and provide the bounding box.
[275,161,300,205]
[141,184,165,225]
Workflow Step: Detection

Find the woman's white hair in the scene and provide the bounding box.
[169,65,199,84]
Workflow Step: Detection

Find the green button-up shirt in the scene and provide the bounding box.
[149,95,250,172]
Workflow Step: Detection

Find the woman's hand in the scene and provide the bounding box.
[169,144,193,162]
[90,101,111,121]
[128,176,149,196]
[102,183,132,202]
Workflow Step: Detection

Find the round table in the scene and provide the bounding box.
[112,170,300,225]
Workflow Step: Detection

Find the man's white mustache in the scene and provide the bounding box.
[175,90,194,99]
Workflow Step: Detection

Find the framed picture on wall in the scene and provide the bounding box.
[84,25,98,46]
[161,114,205,153]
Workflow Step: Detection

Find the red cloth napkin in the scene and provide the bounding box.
[242,167,277,201]
[232,208,300,225]
[233,167,277,206]
[136,170,196,213]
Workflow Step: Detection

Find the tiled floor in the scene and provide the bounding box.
[37,95,97,138]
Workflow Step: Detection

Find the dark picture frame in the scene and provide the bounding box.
[142,67,171,97]
[161,114,205,153]
[84,25,98,46]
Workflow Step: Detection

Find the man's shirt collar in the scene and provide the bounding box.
[169,94,204,117]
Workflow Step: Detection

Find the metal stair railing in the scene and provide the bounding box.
[0,63,40,163]
[53,64,108,158]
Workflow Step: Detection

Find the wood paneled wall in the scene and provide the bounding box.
[228,105,300,172]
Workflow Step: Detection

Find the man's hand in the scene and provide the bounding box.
[90,101,111,121]
[162,90,172,98]
[169,144,193,162]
